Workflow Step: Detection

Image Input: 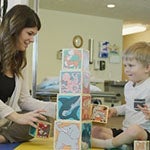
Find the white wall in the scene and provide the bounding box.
[27,9,123,89]
[7,0,29,11]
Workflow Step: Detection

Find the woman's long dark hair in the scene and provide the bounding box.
[0,5,41,77]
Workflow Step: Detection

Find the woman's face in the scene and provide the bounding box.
[16,27,38,51]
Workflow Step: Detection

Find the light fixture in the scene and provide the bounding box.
[122,24,147,36]
[107,4,115,8]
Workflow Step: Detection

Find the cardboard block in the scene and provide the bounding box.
[90,104,109,123]
[60,70,90,94]
[29,121,52,138]
[134,140,149,150]
[62,48,89,71]
[57,94,91,121]
[54,120,92,150]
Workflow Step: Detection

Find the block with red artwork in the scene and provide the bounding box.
[90,104,109,123]
[29,121,52,138]
[60,70,90,94]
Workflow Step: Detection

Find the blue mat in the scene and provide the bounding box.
[0,142,20,150]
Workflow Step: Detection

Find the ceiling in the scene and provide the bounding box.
[39,0,150,27]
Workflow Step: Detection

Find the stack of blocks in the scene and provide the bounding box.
[54,48,92,150]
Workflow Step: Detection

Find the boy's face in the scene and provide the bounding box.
[123,59,150,84]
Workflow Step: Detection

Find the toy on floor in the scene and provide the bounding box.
[134,140,149,150]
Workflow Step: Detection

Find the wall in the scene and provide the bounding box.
[27,9,123,89]
[7,0,29,10]
[123,30,150,49]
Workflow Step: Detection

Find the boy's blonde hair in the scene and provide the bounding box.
[123,41,150,67]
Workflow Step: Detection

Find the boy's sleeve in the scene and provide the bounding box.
[114,104,126,116]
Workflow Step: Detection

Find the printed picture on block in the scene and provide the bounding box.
[60,71,81,93]
[134,140,149,150]
[82,95,91,120]
[63,49,82,69]
[81,122,92,149]
[57,94,80,120]
[91,104,109,123]
[54,121,80,150]
[29,121,51,138]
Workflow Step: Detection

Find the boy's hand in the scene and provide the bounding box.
[138,104,150,120]
[108,107,117,118]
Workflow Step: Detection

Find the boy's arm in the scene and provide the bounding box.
[114,104,126,116]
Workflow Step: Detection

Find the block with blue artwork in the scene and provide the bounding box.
[57,94,91,121]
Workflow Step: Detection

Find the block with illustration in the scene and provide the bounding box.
[134,140,149,150]
[90,104,109,123]
[54,120,92,150]
[62,48,89,71]
[29,121,52,138]
[60,70,90,94]
[57,94,91,121]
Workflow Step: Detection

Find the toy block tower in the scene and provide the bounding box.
[54,48,92,150]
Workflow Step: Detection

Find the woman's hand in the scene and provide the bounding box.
[6,109,47,128]
[138,104,150,120]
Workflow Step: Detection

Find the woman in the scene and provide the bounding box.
[0,5,56,143]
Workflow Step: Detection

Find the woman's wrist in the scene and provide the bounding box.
[6,111,20,123]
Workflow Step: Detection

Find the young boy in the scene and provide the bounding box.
[92,41,150,148]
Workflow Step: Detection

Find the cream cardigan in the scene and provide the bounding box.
[0,67,56,120]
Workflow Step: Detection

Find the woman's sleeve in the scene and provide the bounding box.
[18,67,56,118]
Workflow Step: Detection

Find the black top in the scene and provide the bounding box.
[0,72,15,103]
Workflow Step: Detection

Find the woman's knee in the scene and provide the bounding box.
[4,123,33,143]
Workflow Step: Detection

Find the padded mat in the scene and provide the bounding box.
[0,142,20,150]
[14,138,53,150]
[14,137,104,150]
